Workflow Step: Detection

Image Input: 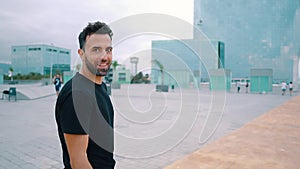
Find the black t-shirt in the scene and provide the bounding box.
[55,73,115,169]
[54,77,62,87]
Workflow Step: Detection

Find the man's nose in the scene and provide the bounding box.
[97,50,111,59]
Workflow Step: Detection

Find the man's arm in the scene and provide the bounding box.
[64,134,93,169]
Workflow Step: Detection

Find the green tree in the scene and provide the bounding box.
[111,60,120,82]
[112,60,120,71]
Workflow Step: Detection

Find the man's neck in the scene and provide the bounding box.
[79,70,102,84]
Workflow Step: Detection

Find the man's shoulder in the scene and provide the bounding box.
[59,74,96,99]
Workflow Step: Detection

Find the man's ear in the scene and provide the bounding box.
[78,49,84,60]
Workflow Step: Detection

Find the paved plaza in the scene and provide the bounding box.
[0,83,297,169]
[165,94,300,169]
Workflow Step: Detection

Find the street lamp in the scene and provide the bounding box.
[50,57,53,84]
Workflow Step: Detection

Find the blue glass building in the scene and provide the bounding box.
[194,0,300,82]
[150,0,300,88]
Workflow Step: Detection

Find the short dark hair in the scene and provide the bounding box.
[78,21,113,50]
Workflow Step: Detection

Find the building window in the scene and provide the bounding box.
[59,51,70,54]
[118,73,126,82]
[46,48,58,52]
[28,47,41,51]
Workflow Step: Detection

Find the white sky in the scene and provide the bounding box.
[0,0,194,70]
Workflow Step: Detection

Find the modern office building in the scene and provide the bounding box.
[151,0,300,89]
[11,44,71,75]
[194,0,300,82]
[151,39,222,88]
[151,0,300,87]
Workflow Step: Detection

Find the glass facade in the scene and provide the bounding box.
[152,39,221,88]
[194,0,300,82]
[151,39,222,87]
[11,44,71,75]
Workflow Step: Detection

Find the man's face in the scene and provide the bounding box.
[80,34,112,76]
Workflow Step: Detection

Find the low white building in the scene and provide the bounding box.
[113,65,131,84]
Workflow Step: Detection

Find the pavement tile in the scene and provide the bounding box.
[164,95,300,169]
[0,84,297,168]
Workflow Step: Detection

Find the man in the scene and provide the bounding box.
[289,81,293,96]
[237,81,241,93]
[245,81,249,93]
[55,21,115,169]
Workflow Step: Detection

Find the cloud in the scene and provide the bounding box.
[0,0,193,66]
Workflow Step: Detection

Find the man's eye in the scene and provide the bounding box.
[94,48,100,52]
[106,48,113,52]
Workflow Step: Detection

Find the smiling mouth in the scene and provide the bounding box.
[97,64,110,72]
[97,63,108,67]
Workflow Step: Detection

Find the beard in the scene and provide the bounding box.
[85,56,110,76]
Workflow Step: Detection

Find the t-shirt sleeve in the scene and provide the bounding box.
[59,91,93,135]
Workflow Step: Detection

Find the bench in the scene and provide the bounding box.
[2,87,17,101]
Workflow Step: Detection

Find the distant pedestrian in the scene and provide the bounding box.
[245,82,249,93]
[281,81,287,96]
[53,73,63,96]
[237,82,241,93]
[171,84,175,92]
[289,81,293,96]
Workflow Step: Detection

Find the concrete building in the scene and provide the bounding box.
[11,44,71,75]
[250,68,273,93]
